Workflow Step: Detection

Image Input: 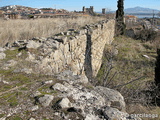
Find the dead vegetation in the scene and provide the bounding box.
[96,35,160,119]
[0,16,105,47]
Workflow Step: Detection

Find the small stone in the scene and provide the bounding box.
[0,47,5,52]
[59,98,71,108]
[79,75,88,84]
[13,68,32,74]
[142,55,150,59]
[21,68,32,74]
[31,91,41,97]
[0,117,7,120]
[52,83,68,92]
[2,80,9,84]
[29,118,36,120]
[26,40,42,49]
[12,41,20,47]
[42,80,53,85]
[38,94,54,107]
[54,112,60,116]
[5,60,17,67]
[85,114,99,120]
[30,105,39,111]
[16,52,22,57]
[0,53,6,59]
[25,52,35,61]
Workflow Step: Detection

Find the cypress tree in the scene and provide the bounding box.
[115,0,126,36]
[155,49,160,89]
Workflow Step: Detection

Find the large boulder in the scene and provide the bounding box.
[38,95,54,107]
[95,86,126,111]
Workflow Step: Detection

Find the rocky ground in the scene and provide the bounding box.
[0,37,142,120]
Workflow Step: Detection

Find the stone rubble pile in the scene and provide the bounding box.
[31,70,141,120]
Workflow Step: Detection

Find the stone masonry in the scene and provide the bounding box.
[9,19,115,78]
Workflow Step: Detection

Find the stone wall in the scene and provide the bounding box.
[16,19,115,78]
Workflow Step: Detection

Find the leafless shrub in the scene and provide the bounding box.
[136,29,158,42]
[94,45,117,86]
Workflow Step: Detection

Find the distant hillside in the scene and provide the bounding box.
[124,6,160,14]
[0,5,34,11]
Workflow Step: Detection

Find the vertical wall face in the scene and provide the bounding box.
[31,19,115,77]
[89,20,115,77]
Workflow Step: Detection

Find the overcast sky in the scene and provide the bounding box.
[0,0,160,11]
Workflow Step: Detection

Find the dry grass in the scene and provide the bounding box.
[97,36,156,88]
[126,104,160,120]
[0,16,105,47]
[96,35,160,119]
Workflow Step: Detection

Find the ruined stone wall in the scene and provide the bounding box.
[24,19,115,77]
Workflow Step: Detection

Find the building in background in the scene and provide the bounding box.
[82,6,95,15]
[124,15,137,23]
[102,8,106,14]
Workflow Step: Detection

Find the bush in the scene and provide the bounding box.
[28,14,34,19]
[136,29,158,42]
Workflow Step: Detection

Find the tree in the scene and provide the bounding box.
[155,49,160,90]
[115,0,126,36]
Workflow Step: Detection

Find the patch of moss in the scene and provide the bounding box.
[0,71,31,92]
[0,69,14,76]
[0,114,5,118]
[7,94,19,107]
[18,49,28,59]
[1,93,13,100]
[0,84,14,93]
[1,91,23,107]
[4,49,19,60]
[10,74,30,83]
[23,110,30,116]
